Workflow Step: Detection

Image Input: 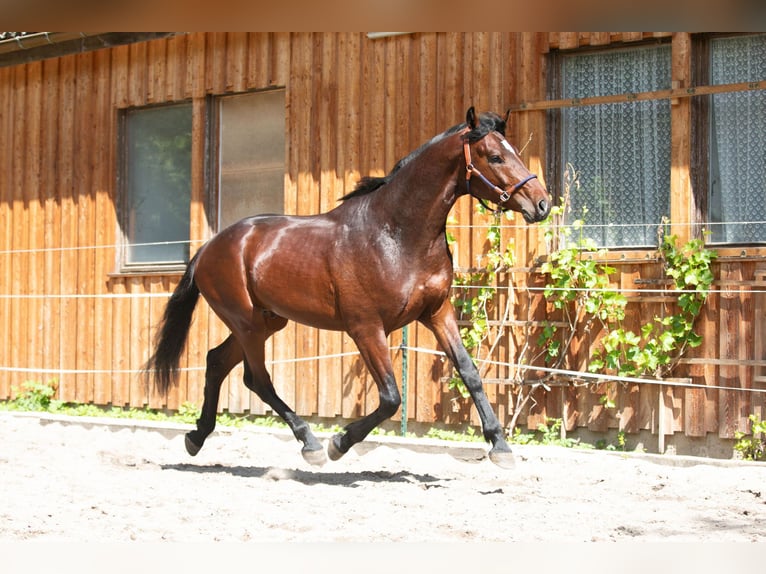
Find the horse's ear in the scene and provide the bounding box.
[466,106,477,129]
[503,108,511,125]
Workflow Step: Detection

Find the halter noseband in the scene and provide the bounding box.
[462,139,538,209]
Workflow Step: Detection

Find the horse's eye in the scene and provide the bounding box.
[489,155,503,164]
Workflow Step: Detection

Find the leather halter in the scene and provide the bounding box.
[463,139,538,211]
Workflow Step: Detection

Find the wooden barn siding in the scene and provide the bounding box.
[0,32,763,441]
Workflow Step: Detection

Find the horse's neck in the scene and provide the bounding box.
[370,138,462,237]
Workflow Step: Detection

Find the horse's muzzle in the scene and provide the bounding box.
[520,197,551,223]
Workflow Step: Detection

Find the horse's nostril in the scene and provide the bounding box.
[538,199,549,214]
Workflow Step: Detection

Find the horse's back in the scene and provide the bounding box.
[195,211,346,330]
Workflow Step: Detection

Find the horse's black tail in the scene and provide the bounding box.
[144,251,201,393]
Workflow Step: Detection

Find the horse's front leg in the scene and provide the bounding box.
[420,300,515,469]
[328,327,401,460]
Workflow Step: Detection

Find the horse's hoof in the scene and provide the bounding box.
[327,434,346,461]
[301,446,327,467]
[185,433,202,457]
[488,449,516,469]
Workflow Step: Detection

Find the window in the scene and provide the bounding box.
[553,44,672,248]
[122,103,192,267]
[216,89,286,230]
[119,90,285,271]
[707,34,766,244]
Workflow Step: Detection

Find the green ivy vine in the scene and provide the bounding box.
[538,164,717,388]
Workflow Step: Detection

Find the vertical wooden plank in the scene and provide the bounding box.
[394,34,412,156]
[187,33,206,99]
[246,32,264,89]
[147,276,167,409]
[165,34,184,101]
[74,52,96,404]
[206,33,227,95]
[361,34,389,419]
[171,281,186,409]
[128,277,149,407]
[738,263,754,432]
[226,32,248,93]
[25,62,45,387]
[111,44,129,108]
[294,33,321,418]
[269,33,303,415]
[445,32,473,412]
[110,280,129,406]
[702,278,720,433]
[591,32,611,46]
[414,33,445,425]
[487,32,505,112]
[558,32,580,50]
[0,65,12,399]
[56,55,77,403]
[718,263,740,438]
[670,33,692,244]
[685,264,717,438]
[515,32,544,271]
[146,38,167,104]
[39,59,61,395]
[637,261,662,432]
[339,33,366,420]
[513,33,549,428]
[620,265,641,433]
[9,64,29,398]
[271,32,291,87]
[128,41,147,107]
[92,48,114,407]
[161,276,185,412]
[187,96,210,410]
[317,33,343,418]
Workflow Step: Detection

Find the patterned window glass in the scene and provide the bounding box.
[217,89,286,230]
[708,34,766,244]
[560,45,671,248]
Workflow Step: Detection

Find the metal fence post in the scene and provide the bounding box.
[400,325,409,436]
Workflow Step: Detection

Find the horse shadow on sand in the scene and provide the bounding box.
[160,462,451,489]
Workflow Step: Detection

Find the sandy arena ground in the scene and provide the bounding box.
[2,411,766,543]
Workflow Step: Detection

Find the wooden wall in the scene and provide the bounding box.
[0,32,763,445]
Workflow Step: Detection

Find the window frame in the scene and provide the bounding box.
[691,32,766,249]
[117,100,194,275]
[546,40,674,252]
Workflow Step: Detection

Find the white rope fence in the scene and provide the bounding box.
[1,345,765,395]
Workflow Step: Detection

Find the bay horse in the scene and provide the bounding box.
[145,107,550,468]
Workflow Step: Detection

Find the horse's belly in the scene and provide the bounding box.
[251,265,343,331]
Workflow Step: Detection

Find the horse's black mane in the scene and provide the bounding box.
[341,111,507,201]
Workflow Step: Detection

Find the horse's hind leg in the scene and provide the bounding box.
[238,314,326,466]
[185,334,243,456]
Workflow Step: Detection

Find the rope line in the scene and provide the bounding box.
[1,219,765,256]
[4,282,766,300]
[2,346,764,395]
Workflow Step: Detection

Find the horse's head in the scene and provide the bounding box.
[462,107,551,223]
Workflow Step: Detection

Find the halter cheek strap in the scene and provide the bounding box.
[463,140,538,204]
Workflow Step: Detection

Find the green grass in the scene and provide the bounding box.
[1,379,625,450]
